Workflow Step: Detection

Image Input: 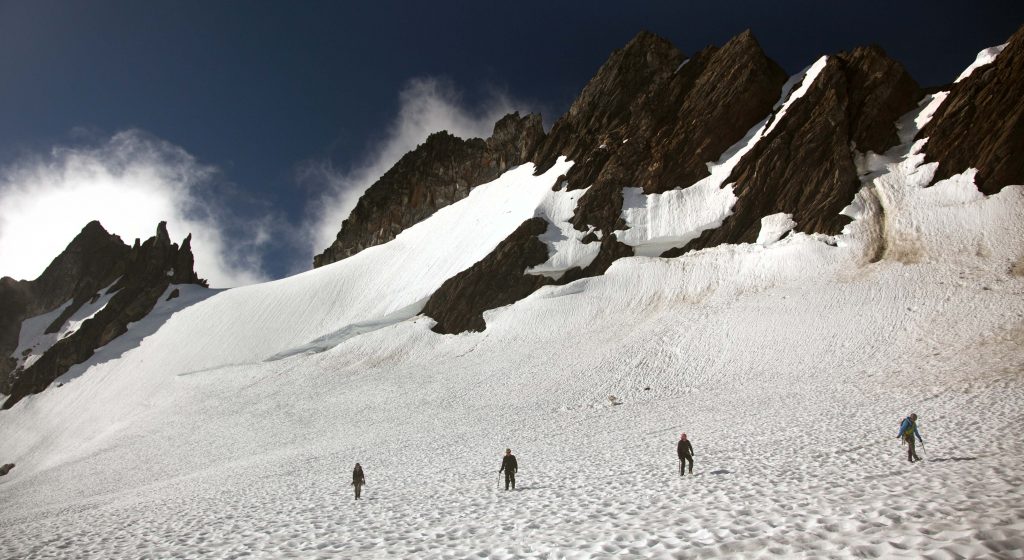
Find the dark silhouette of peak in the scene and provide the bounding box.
[1,221,208,407]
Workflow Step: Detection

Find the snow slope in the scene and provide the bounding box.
[1,52,1023,559]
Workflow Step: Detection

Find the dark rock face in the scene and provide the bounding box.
[0,463,13,476]
[313,113,544,267]
[680,46,921,252]
[1,221,207,409]
[535,30,788,236]
[921,24,1024,194]
[423,218,553,334]
[841,46,923,154]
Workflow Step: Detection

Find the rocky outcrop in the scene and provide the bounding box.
[921,24,1024,194]
[423,218,554,334]
[313,112,544,267]
[535,30,789,235]
[1,221,207,409]
[676,46,921,253]
[0,463,13,476]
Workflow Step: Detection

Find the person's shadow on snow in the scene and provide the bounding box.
[927,457,977,463]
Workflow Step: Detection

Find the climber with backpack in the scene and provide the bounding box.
[897,413,923,463]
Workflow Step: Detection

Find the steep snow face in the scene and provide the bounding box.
[1,49,1023,559]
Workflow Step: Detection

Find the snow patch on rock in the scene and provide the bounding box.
[955,43,1007,83]
[756,213,797,245]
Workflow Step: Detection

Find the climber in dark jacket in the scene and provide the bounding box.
[499,449,518,490]
[677,433,694,475]
[352,463,366,500]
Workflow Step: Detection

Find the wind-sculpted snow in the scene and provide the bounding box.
[1,46,1024,559]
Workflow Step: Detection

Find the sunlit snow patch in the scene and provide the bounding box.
[617,184,738,256]
[756,213,797,245]
[955,43,1007,83]
[525,185,601,279]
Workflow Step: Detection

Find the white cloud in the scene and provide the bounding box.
[302,77,532,263]
[0,130,269,288]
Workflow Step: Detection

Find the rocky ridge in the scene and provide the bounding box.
[318,26,1019,335]
[1,221,207,408]
[920,24,1024,194]
[313,113,544,267]
[674,45,921,254]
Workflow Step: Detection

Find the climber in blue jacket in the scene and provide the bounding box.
[897,413,923,462]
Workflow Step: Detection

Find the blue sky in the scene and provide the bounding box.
[0,0,1020,285]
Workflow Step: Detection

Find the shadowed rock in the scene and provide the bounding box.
[423,218,554,334]
[535,30,789,236]
[0,222,130,394]
[677,46,921,253]
[920,24,1024,194]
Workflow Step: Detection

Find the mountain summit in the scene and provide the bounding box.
[1,221,207,408]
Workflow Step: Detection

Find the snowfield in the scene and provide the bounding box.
[1,51,1024,559]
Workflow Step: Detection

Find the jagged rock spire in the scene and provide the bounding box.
[1,221,207,408]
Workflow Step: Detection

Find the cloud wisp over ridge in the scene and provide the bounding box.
[0,130,271,288]
[0,78,534,286]
[300,77,534,268]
